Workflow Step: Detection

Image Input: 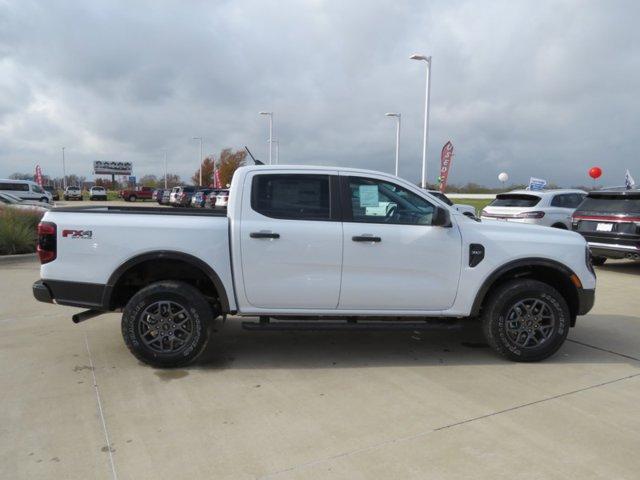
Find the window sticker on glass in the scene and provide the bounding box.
[359,185,379,207]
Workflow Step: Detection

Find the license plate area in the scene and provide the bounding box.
[596,223,613,232]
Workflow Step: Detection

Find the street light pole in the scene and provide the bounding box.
[385,113,401,176]
[61,147,67,189]
[163,151,168,189]
[273,139,279,164]
[259,111,273,164]
[192,137,203,185]
[410,54,432,188]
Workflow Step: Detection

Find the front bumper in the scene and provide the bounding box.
[577,288,595,316]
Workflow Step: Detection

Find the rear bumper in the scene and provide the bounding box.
[577,288,595,316]
[32,280,53,303]
[32,279,110,310]
[588,241,640,259]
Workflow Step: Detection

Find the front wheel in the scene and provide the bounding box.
[128,195,137,202]
[481,279,570,362]
[591,256,607,266]
[121,281,213,368]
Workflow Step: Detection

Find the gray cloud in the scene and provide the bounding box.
[0,0,638,186]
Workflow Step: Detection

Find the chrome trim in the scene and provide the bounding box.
[588,242,640,252]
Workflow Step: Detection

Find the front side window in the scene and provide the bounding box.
[32,185,44,193]
[252,174,331,220]
[347,177,436,225]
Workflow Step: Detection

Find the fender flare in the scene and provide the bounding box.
[469,257,579,317]
[104,250,230,312]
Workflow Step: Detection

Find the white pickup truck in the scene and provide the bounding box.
[33,165,596,367]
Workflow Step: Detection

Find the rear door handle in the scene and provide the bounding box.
[352,235,381,242]
[250,232,280,239]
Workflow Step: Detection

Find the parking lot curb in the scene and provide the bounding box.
[0,252,38,264]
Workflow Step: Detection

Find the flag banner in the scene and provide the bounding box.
[214,169,221,189]
[439,141,454,193]
[34,165,43,187]
[528,177,547,191]
[625,169,636,190]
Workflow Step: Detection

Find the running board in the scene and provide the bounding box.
[241,320,462,331]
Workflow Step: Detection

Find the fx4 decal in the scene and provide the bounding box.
[62,229,93,239]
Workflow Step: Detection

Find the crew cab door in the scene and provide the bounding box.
[338,174,462,311]
[239,171,343,309]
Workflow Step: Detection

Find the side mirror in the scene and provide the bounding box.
[432,206,452,227]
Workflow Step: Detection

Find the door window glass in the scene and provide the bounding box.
[347,177,435,225]
[252,174,331,220]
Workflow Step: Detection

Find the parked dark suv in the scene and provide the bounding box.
[572,188,640,265]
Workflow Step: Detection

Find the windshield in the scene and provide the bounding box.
[489,194,541,207]
[0,193,19,204]
[576,195,640,215]
[93,187,105,191]
[2,193,22,202]
[428,191,453,206]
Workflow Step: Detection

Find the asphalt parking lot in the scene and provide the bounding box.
[1,258,640,479]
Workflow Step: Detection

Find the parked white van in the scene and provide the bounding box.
[0,179,52,203]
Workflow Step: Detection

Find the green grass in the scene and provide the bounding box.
[454,198,492,214]
[0,207,44,255]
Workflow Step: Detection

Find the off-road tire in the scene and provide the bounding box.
[122,281,213,368]
[482,279,570,362]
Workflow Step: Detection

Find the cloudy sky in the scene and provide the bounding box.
[0,0,638,186]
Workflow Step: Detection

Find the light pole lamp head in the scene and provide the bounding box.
[259,111,272,116]
[410,54,431,62]
[385,112,400,118]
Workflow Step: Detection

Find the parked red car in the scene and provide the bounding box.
[118,186,154,202]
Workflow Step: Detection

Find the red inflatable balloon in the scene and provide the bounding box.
[588,167,602,179]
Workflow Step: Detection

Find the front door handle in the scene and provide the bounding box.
[250,232,280,239]
[352,235,381,243]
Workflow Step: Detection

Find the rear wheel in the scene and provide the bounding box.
[481,279,569,362]
[591,256,607,266]
[121,281,213,368]
[551,223,568,229]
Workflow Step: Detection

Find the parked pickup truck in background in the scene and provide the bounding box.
[33,165,596,367]
[119,186,154,202]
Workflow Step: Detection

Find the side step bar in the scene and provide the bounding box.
[242,320,462,332]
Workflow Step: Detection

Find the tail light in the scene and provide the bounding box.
[514,211,545,219]
[37,221,57,264]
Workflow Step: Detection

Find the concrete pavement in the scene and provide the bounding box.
[1,259,639,479]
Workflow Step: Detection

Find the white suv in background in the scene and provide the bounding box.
[481,189,586,229]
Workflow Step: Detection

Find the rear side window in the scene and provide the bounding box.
[252,174,331,220]
[576,195,640,215]
[0,182,29,191]
[490,194,541,207]
[551,193,584,208]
